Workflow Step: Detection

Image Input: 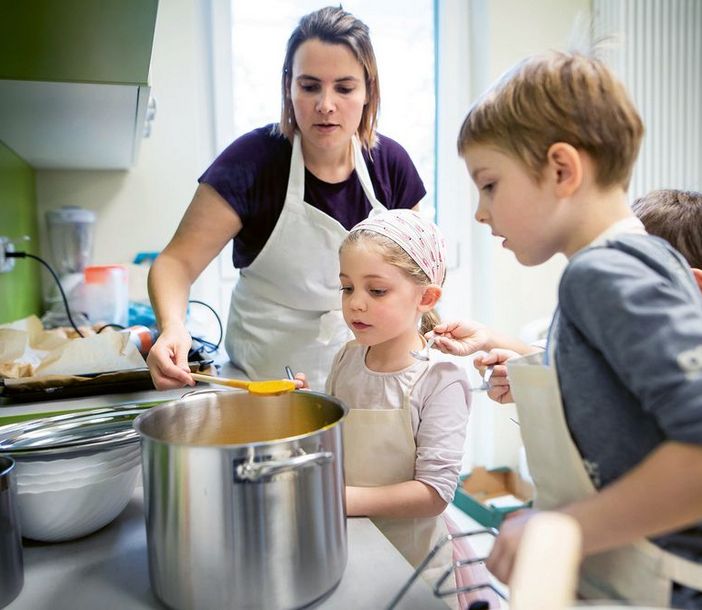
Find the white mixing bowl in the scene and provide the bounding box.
[17,463,140,542]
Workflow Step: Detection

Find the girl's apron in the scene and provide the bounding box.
[508,351,702,604]
[225,133,385,390]
[330,355,457,608]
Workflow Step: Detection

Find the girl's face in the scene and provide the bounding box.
[339,242,425,347]
[290,39,367,157]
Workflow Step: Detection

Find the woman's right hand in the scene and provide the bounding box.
[473,348,520,404]
[146,323,195,389]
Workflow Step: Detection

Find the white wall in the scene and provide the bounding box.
[458,0,591,472]
[35,0,219,312]
[480,0,590,340]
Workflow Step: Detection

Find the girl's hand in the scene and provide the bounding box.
[146,323,194,390]
[291,371,309,390]
[428,320,492,356]
[474,348,521,404]
[486,508,538,584]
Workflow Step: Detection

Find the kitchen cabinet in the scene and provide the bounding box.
[0,0,158,170]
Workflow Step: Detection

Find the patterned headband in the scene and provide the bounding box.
[349,209,447,285]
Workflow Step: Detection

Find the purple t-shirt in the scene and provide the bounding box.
[198,124,426,268]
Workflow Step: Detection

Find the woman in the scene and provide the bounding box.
[147,6,426,390]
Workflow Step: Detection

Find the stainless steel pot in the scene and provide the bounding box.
[134,390,348,610]
[0,456,23,608]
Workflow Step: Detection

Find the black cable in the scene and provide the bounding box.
[96,323,126,333]
[7,251,85,338]
[188,299,223,350]
[190,336,219,353]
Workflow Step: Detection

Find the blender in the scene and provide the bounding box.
[41,206,96,329]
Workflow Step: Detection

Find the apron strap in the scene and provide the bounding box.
[351,136,386,212]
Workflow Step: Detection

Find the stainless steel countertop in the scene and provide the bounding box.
[6,487,449,610]
[2,381,450,610]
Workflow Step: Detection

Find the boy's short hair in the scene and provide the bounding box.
[457,50,644,189]
[632,189,702,269]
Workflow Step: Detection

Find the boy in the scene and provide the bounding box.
[436,188,702,406]
[447,51,702,607]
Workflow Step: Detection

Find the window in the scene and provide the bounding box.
[228,0,436,215]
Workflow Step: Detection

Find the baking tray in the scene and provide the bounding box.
[0,361,214,405]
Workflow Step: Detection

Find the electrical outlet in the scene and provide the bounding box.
[0,236,15,273]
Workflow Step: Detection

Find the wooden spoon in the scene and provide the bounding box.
[190,372,296,396]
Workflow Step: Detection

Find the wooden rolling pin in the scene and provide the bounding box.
[508,512,582,610]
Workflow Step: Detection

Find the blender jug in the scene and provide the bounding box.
[42,206,96,329]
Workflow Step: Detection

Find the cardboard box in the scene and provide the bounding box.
[452,466,534,529]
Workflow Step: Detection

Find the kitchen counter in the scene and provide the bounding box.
[1,375,451,610]
[6,487,449,610]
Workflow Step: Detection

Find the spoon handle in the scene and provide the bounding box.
[469,365,495,392]
[191,373,249,390]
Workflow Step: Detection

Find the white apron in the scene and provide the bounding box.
[225,133,386,390]
[508,351,702,605]
[329,353,457,608]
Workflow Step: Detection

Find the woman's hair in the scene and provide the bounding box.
[278,6,380,150]
[341,231,440,336]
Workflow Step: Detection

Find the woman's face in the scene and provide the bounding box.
[290,39,367,156]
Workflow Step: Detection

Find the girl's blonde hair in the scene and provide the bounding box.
[278,6,380,150]
[341,231,441,336]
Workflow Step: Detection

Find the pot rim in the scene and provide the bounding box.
[133,389,348,450]
[0,455,15,478]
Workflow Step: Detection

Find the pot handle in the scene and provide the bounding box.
[235,451,334,482]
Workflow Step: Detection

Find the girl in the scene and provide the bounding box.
[328,209,500,608]
[146,6,426,392]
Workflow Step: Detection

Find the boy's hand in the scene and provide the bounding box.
[486,508,539,584]
[474,348,520,404]
[427,320,492,356]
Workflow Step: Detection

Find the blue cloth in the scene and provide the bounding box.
[199,124,426,268]
[555,233,702,563]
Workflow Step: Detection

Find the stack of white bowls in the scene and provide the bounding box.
[14,444,141,542]
[0,406,146,543]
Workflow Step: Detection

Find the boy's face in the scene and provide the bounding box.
[464,145,566,266]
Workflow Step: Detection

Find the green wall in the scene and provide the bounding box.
[0,142,41,324]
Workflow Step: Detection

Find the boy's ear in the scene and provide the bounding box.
[692,268,702,295]
[546,142,583,198]
[419,285,442,310]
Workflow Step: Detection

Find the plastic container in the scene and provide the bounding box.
[81,265,129,327]
[123,325,158,356]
